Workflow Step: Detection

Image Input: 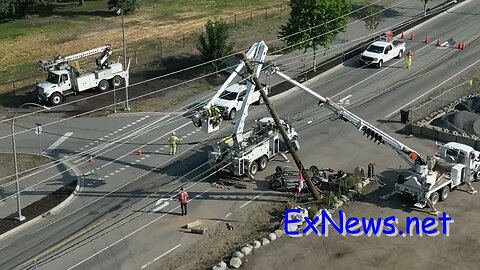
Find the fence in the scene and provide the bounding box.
[410,78,480,123]
[0,3,289,95]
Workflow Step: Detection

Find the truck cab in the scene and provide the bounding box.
[212,82,266,120]
[360,40,405,68]
[36,70,72,106]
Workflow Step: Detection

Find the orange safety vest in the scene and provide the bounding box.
[179,191,189,203]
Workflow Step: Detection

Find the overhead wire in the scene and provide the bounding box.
[0,0,406,125]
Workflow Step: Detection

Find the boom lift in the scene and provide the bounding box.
[35,44,130,106]
[207,42,300,179]
[266,63,478,213]
[191,41,270,133]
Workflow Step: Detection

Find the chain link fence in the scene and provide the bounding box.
[0,3,289,95]
[410,78,480,123]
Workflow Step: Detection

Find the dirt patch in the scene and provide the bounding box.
[0,153,52,186]
[160,202,284,270]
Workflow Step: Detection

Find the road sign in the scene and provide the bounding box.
[34,123,42,135]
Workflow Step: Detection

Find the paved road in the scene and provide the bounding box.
[0,0,478,269]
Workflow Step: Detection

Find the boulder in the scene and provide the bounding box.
[333,200,344,209]
[363,179,370,186]
[229,257,242,269]
[245,244,253,250]
[212,261,227,270]
[252,240,261,249]
[241,246,252,256]
[233,251,244,258]
[268,232,277,241]
[274,229,283,238]
[261,237,270,246]
[355,183,363,189]
[340,195,349,202]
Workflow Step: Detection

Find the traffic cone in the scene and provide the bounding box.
[436,38,441,46]
[409,32,414,40]
[424,36,430,43]
[136,149,143,156]
[400,31,405,39]
[88,155,94,163]
[461,41,466,50]
[458,42,463,50]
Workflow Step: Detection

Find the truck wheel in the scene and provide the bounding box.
[311,175,322,185]
[258,156,268,171]
[430,192,440,205]
[271,178,283,190]
[309,165,320,176]
[97,80,109,92]
[249,161,259,176]
[397,50,403,58]
[228,108,236,120]
[112,76,124,88]
[49,93,63,106]
[439,187,449,201]
[377,60,383,68]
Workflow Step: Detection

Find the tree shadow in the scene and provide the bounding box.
[349,4,405,20]
[29,0,113,18]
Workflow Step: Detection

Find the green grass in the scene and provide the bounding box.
[0,19,75,40]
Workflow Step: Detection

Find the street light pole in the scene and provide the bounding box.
[11,103,50,221]
[120,9,130,111]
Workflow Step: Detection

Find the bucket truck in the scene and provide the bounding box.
[206,41,299,179]
[266,63,478,211]
[34,44,130,106]
[191,41,270,133]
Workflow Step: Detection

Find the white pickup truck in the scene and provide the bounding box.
[360,39,406,68]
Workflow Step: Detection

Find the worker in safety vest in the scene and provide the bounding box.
[405,50,414,69]
[168,132,180,155]
[202,106,211,118]
[210,106,220,118]
[178,187,189,216]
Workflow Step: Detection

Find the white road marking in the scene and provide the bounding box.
[145,155,151,158]
[120,167,125,171]
[225,212,232,218]
[45,132,73,152]
[84,145,89,148]
[385,57,480,118]
[338,94,352,103]
[127,124,132,127]
[79,148,84,151]
[104,175,109,178]
[191,131,196,134]
[155,150,159,153]
[239,193,263,209]
[135,160,140,162]
[141,157,146,160]
[89,142,94,145]
[115,170,120,173]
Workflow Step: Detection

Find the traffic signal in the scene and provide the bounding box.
[361,126,384,145]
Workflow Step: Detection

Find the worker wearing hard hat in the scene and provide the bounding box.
[168,132,180,155]
[405,50,414,69]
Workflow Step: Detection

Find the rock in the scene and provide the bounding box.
[245,244,253,250]
[340,195,349,202]
[252,240,261,249]
[233,251,244,258]
[355,183,363,189]
[241,246,252,256]
[268,232,277,241]
[261,237,270,246]
[229,257,242,269]
[332,200,343,209]
[274,229,283,238]
[362,179,370,186]
[212,261,227,270]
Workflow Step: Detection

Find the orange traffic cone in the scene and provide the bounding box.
[409,32,414,40]
[424,36,430,43]
[436,38,441,46]
[88,155,94,163]
[136,149,143,156]
[461,41,466,50]
[400,31,405,39]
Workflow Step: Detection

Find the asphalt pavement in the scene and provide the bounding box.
[0,0,478,269]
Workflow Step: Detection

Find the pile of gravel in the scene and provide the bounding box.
[430,97,480,136]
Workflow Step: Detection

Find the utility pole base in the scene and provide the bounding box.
[16,215,26,222]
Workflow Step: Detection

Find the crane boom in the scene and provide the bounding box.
[38,45,113,71]
[232,41,268,143]
[267,64,427,172]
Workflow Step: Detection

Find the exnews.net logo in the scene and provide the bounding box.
[284,209,454,237]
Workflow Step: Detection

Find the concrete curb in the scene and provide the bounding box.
[0,156,83,242]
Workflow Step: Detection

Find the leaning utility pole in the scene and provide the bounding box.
[240,52,322,201]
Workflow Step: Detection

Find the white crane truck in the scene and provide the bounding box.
[266,63,478,213]
[35,45,130,106]
[192,41,299,179]
[360,33,406,68]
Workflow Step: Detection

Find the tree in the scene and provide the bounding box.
[17,0,50,18]
[363,5,383,31]
[107,0,139,14]
[196,18,233,74]
[279,0,351,72]
[420,0,429,17]
[79,0,84,7]
[0,0,16,21]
